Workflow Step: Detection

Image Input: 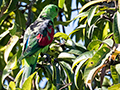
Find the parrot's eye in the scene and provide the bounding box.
[55,8,58,12]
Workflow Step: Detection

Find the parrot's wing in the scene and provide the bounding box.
[21,19,54,59]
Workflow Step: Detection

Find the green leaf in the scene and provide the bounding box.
[108,83,120,90]
[55,11,89,26]
[88,24,96,39]
[4,35,19,63]
[74,61,84,89]
[0,30,9,41]
[68,49,82,55]
[112,11,120,44]
[72,51,95,70]
[22,71,37,90]
[0,0,18,25]
[58,0,65,8]
[58,52,76,59]
[115,64,120,75]
[87,39,114,50]
[2,54,19,89]
[0,0,3,8]
[9,81,16,90]
[102,22,109,40]
[15,10,26,30]
[111,65,120,84]
[88,6,97,26]
[54,32,69,40]
[60,62,74,90]
[79,0,107,13]
[84,46,112,89]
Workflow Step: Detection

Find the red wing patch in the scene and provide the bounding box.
[36,26,54,46]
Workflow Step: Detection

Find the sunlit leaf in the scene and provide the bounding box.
[115,64,120,75]
[2,54,19,89]
[58,0,65,8]
[72,51,94,70]
[9,81,16,90]
[84,46,113,89]
[108,83,120,90]
[74,61,84,89]
[54,32,69,40]
[58,52,76,59]
[87,6,97,26]
[4,35,19,63]
[79,0,107,13]
[0,30,9,41]
[22,71,37,90]
[87,39,114,50]
[102,22,109,40]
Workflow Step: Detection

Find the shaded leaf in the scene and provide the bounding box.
[111,65,120,84]
[112,11,120,44]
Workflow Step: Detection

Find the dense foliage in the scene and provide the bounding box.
[0,0,120,90]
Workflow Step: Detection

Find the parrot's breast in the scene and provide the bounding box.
[36,26,54,46]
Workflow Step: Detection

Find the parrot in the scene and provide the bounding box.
[18,4,59,87]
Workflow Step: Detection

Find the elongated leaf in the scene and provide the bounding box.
[22,71,37,90]
[88,6,97,26]
[115,64,120,75]
[102,22,109,40]
[0,30,9,41]
[79,0,107,13]
[74,61,85,89]
[55,11,89,26]
[113,11,120,44]
[58,52,76,59]
[54,32,69,40]
[111,65,120,84]
[87,39,114,50]
[4,35,19,63]
[58,0,65,8]
[9,81,16,90]
[0,23,17,41]
[60,62,74,90]
[15,10,26,30]
[84,46,113,89]
[72,51,95,70]
[108,83,120,90]
[2,54,18,89]
[88,24,96,39]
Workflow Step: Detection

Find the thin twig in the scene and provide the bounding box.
[59,82,72,90]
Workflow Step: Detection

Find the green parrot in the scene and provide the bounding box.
[18,4,59,87]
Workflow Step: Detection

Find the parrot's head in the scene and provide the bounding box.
[40,4,59,20]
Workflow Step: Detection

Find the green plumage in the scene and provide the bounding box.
[19,4,59,87]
